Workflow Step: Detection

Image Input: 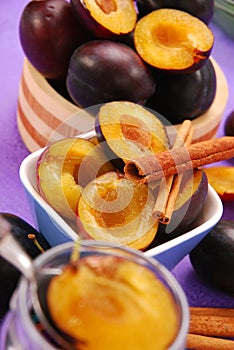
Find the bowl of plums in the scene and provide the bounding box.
[17,0,228,152]
[19,99,229,271]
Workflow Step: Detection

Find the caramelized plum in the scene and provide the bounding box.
[19,0,91,80]
[95,101,170,168]
[204,166,234,201]
[146,59,216,124]
[47,255,179,350]
[71,0,137,39]
[77,171,158,250]
[66,40,156,107]
[136,0,214,24]
[37,137,114,220]
[134,9,214,73]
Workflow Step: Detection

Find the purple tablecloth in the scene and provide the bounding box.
[0,0,233,313]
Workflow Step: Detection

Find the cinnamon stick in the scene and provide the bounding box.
[124,136,234,183]
[187,308,234,349]
[160,123,194,223]
[190,307,234,318]
[187,333,234,350]
[153,120,193,222]
[189,313,234,338]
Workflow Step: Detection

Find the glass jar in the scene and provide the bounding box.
[0,241,189,350]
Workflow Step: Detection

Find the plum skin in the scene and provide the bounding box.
[189,220,234,294]
[224,111,234,137]
[136,0,214,24]
[148,169,208,247]
[146,59,216,124]
[19,0,91,80]
[66,40,156,108]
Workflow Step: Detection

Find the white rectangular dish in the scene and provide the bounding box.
[19,131,223,270]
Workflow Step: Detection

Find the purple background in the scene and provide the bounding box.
[0,0,233,309]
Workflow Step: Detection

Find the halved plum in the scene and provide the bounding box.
[66,40,156,108]
[37,137,114,220]
[134,9,214,73]
[77,171,158,250]
[146,59,217,124]
[204,166,234,201]
[170,0,214,25]
[71,0,137,39]
[95,101,170,168]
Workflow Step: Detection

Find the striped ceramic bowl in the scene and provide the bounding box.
[17,58,228,153]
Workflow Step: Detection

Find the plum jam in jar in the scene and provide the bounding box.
[0,241,189,350]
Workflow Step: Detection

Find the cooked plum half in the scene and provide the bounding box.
[37,137,114,220]
[66,40,156,108]
[77,171,158,250]
[19,0,91,80]
[204,166,234,201]
[71,0,137,39]
[136,0,214,24]
[146,59,217,124]
[148,169,208,246]
[134,9,214,73]
[95,101,170,168]
[47,255,179,350]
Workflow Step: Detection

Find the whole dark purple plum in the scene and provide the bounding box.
[136,0,164,17]
[136,0,214,24]
[66,40,156,108]
[146,59,216,124]
[224,110,234,137]
[19,0,91,80]
[189,220,234,294]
